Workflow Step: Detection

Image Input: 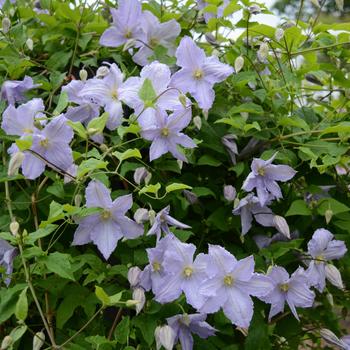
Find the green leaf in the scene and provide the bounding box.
[77,158,108,178]
[0,284,27,324]
[134,314,157,345]
[286,200,312,216]
[66,121,87,139]
[229,102,264,115]
[16,136,32,151]
[317,198,350,216]
[113,148,142,162]
[95,286,110,306]
[41,252,75,280]
[15,287,28,321]
[197,155,222,167]
[139,183,161,196]
[138,78,156,105]
[320,122,350,136]
[87,112,109,135]
[115,316,130,344]
[53,91,69,115]
[26,224,57,245]
[278,117,310,131]
[109,291,123,305]
[165,183,192,193]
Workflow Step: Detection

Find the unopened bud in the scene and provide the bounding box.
[134,208,149,224]
[8,151,25,176]
[193,115,202,130]
[74,194,82,207]
[125,299,140,307]
[177,160,183,170]
[183,190,198,205]
[128,266,142,288]
[1,335,13,349]
[205,32,218,46]
[132,287,145,314]
[325,264,344,290]
[325,209,333,224]
[155,325,176,350]
[275,28,284,42]
[202,109,208,120]
[26,38,34,51]
[326,292,334,306]
[320,329,345,348]
[79,68,88,81]
[87,127,99,135]
[257,42,269,62]
[273,215,290,239]
[99,143,109,153]
[10,221,19,236]
[145,171,152,185]
[179,94,187,107]
[134,167,150,185]
[148,209,156,226]
[2,17,11,34]
[234,56,244,73]
[96,66,109,78]
[224,185,236,202]
[248,5,261,14]
[33,331,45,350]
[22,229,28,237]
[336,0,344,11]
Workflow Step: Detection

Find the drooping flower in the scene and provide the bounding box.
[260,266,315,321]
[72,181,144,260]
[1,76,39,105]
[132,11,181,66]
[305,228,347,292]
[138,107,196,162]
[100,0,143,48]
[198,245,273,328]
[0,239,17,286]
[223,185,236,202]
[146,205,191,241]
[154,325,176,350]
[222,134,238,165]
[242,153,297,206]
[166,313,216,350]
[232,193,275,235]
[170,36,233,110]
[1,98,45,136]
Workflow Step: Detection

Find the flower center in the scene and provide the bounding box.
[161,127,169,137]
[183,266,193,278]
[124,30,132,39]
[149,37,159,47]
[39,138,49,148]
[193,69,203,80]
[258,167,265,176]
[100,210,111,220]
[279,283,289,292]
[23,128,33,134]
[223,275,234,286]
[152,261,161,272]
[315,255,325,265]
[111,90,118,100]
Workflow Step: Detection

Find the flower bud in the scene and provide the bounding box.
[154,325,176,350]
[134,167,150,185]
[224,185,236,202]
[320,329,345,348]
[87,127,99,135]
[148,209,156,225]
[325,209,333,224]
[326,292,334,306]
[178,94,187,107]
[325,264,344,290]
[205,32,218,46]
[99,143,109,153]
[10,220,19,236]
[202,109,208,120]
[193,115,202,130]
[132,287,145,314]
[336,0,344,11]
[8,151,24,176]
[257,42,269,62]
[128,266,142,288]
[183,190,198,205]
[1,335,13,349]
[234,56,244,73]
[275,28,284,42]
[26,38,34,51]
[79,68,88,81]
[33,331,45,350]
[134,208,149,224]
[273,215,290,239]
[177,160,183,170]
[74,194,82,207]
[125,299,140,307]
[248,5,261,14]
[2,17,11,34]
[96,66,109,78]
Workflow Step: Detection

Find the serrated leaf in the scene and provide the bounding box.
[165,183,192,193]
[41,252,75,280]
[113,148,142,162]
[15,287,28,321]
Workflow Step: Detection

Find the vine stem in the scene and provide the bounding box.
[107,308,123,340]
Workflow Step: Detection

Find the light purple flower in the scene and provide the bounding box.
[232,193,275,235]
[139,107,196,162]
[167,313,216,350]
[1,98,45,136]
[132,11,181,66]
[154,238,211,309]
[306,228,347,292]
[222,134,238,165]
[100,0,143,48]
[197,0,230,23]
[242,153,297,206]
[147,205,191,241]
[260,266,315,321]
[72,181,144,260]
[223,185,236,202]
[170,36,233,110]
[198,245,273,328]
[0,239,17,286]
[1,76,39,105]
[341,335,350,349]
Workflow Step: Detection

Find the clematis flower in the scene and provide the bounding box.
[232,193,275,236]
[154,237,211,309]
[8,115,74,180]
[138,107,196,162]
[166,313,216,350]
[198,245,273,328]
[0,239,17,286]
[197,0,231,23]
[242,153,297,206]
[170,36,233,110]
[100,0,143,48]
[132,11,181,66]
[155,325,176,350]
[79,63,132,130]
[72,181,144,260]
[305,228,347,292]
[1,76,39,105]
[260,266,315,321]
[1,98,45,136]
[146,205,191,241]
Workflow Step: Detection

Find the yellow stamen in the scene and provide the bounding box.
[223,275,234,286]
[152,261,161,272]
[100,210,111,220]
[183,266,193,278]
[279,283,289,292]
[161,128,169,137]
[193,69,203,80]
[39,139,49,148]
